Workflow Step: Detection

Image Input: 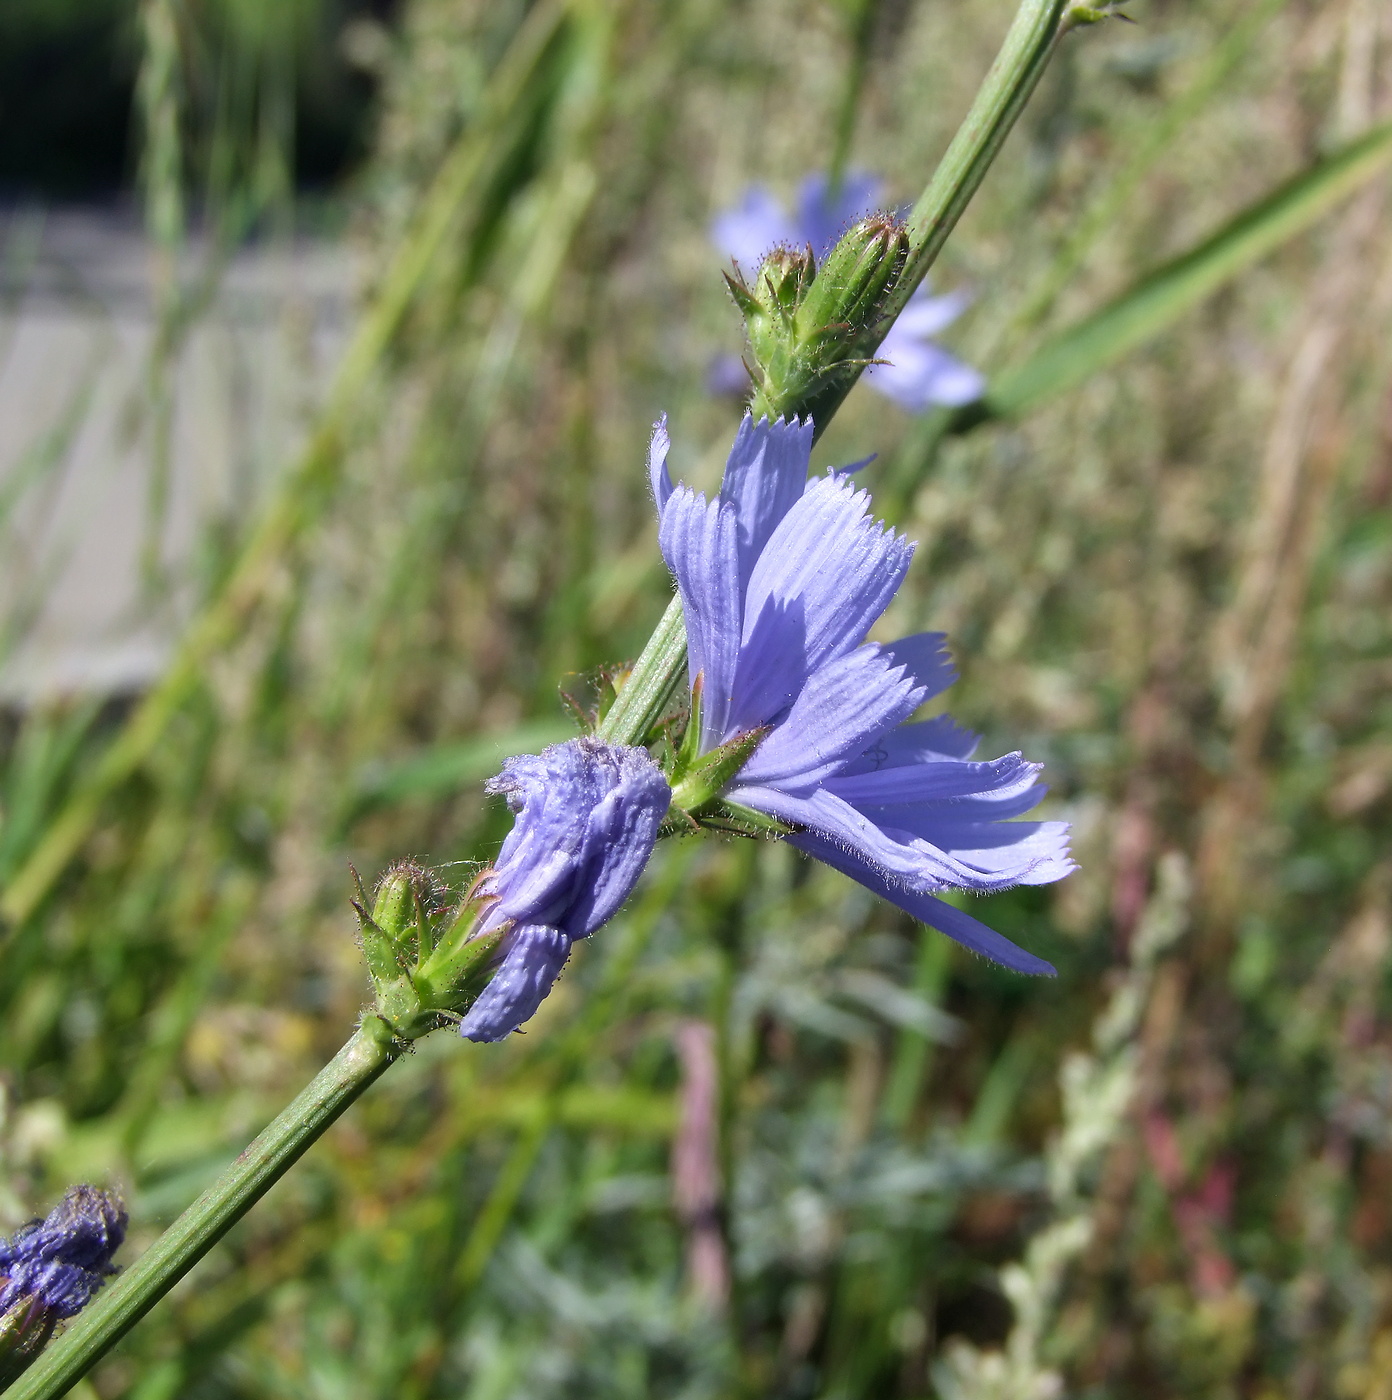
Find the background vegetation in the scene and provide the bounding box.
[2,0,1392,1396]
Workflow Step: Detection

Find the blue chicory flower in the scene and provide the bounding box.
[652,413,1073,974]
[709,172,986,411]
[0,1186,127,1321]
[459,737,671,1041]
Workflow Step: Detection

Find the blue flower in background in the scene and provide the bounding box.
[460,738,671,1041]
[0,1186,127,1322]
[709,172,986,411]
[653,414,1071,974]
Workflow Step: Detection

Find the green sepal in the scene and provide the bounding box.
[370,864,416,942]
[736,216,910,420]
[352,866,407,989]
[700,800,798,838]
[668,726,768,817]
[795,214,908,345]
[0,1295,57,1388]
[414,918,506,1008]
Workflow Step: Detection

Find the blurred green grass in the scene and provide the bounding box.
[3,0,1392,1396]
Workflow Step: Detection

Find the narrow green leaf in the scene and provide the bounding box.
[342,719,573,827]
[979,120,1392,421]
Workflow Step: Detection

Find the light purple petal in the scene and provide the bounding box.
[840,715,981,774]
[649,414,674,513]
[879,631,955,701]
[728,474,913,732]
[860,781,1051,825]
[485,739,670,936]
[659,486,742,748]
[711,185,799,268]
[893,285,972,339]
[866,337,986,411]
[730,782,1057,895]
[719,413,814,600]
[892,819,1075,885]
[459,924,572,1042]
[824,752,1042,808]
[783,826,1055,974]
[736,646,925,794]
[564,749,672,935]
[795,170,883,260]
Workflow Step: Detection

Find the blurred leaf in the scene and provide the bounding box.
[976,119,1392,421]
[341,719,574,827]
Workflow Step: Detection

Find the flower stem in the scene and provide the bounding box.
[7,1020,401,1400]
[901,0,1076,297]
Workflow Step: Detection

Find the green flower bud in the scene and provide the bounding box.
[348,859,515,1043]
[731,214,909,421]
[795,213,908,348]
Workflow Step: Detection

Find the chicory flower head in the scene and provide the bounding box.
[0,1186,126,1322]
[652,413,1072,974]
[710,172,985,411]
[459,737,671,1042]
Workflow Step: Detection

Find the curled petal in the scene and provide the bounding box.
[649,414,674,513]
[458,924,572,1043]
[660,486,742,749]
[484,738,670,938]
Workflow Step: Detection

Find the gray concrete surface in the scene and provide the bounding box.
[0,209,355,703]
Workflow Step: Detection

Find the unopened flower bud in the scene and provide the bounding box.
[796,214,908,345]
[352,740,669,1047]
[729,214,910,422]
[0,1186,127,1385]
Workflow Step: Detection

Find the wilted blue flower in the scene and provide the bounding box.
[709,172,985,411]
[653,414,1072,974]
[459,737,671,1041]
[0,1186,126,1322]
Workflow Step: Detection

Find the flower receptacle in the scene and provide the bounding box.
[668,727,769,820]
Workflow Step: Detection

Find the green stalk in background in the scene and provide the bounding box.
[975,117,1392,421]
[3,3,1094,1392]
[879,114,1392,515]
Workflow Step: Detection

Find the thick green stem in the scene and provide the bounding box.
[8,1021,400,1400]
[596,593,689,748]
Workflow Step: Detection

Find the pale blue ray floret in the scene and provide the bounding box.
[652,412,1073,974]
[710,172,985,411]
[459,737,671,1041]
